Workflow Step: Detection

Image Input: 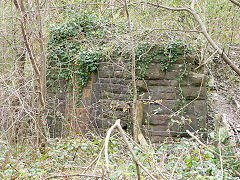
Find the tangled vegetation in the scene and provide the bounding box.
[0,0,239,179]
[0,135,238,179]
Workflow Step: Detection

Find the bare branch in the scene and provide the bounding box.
[229,0,240,7]
[186,130,217,155]
[45,173,106,180]
[13,0,46,144]
[218,128,224,179]
[190,9,240,76]
[123,0,138,142]
[82,147,104,173]
[13,0,46,110]
[104,120,119,171]
[134,1,240,76]
[104,120,158,180]
[132,1,191,12]
[190,0,195,10]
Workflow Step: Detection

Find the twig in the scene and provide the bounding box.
[104,120,119,171]
[145,28,202,34]
[82,146,104,173]
[132,1,240,76]
[116,120,157,180]
[229,0,240,7]
[45,173,105,179]
[190,0,195,10]
[194,50,218,71]
[169,150,185,180]
[123,0,138,142]
[199,148,206,176]
[235,171,240,177]
[136,161,141,180]
[186,130,217,155]
[218,128,224,179]
[14,0,46,110]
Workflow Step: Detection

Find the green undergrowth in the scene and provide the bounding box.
[0,136,238,179]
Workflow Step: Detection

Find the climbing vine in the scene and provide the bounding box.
[135,40,193,80]
[47,10,106,104]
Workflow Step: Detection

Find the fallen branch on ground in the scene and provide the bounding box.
[45,173,106,179]
[82,146,104,173]
[104,119,157,180]
[186,130,216,154]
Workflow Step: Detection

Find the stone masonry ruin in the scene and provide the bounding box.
[90,48,207,142]
[47,43,207,143]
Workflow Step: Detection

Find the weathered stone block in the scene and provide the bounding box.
[184,114,207,132]
[100,91,129,101]
[142,92,176,100]
[188,72,206,86]
[136,80,148,91]
[98,69,114,78]
[161,100,178,110]
[193,100,207,117]
[149,115,170,125]
[145,63,165,80]
[181,86,206,100]
[149,125,170,136]
[179,72,205,86]
[98,78,131,85]
[149,103,175,115]
[123,71,131,79]
[165,71,180,80]
[114,71,125,78]
[150,136,169,143]
[98,62,111,69]
[147,80,178,86]
[99,99,128,110]
[149,86,175,93]
[168,64,183,71]
[98,83,129,94]
[175,55,195,64]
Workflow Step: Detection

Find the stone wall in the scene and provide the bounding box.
[47,48,207,142]
[46,74,95,137]
[87,53,207,142]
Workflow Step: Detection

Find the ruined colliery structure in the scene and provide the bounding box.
[47,45,207,142]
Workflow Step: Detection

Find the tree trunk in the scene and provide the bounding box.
[13,0,46,145]
[12,0,26,143]
[123,0,138,142]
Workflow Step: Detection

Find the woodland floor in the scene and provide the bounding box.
[208,46,240,150]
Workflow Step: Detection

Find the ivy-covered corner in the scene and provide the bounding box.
[46,10,107,137]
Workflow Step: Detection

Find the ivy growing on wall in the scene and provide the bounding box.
[47,10,193,111]
[135,40,193,80]
[47,10,106,104]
